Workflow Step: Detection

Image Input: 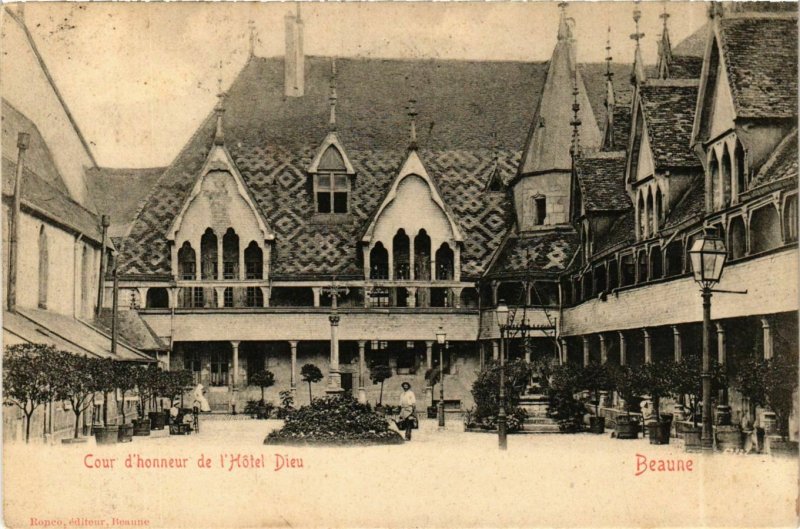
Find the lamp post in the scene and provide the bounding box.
[495,300,509,450]
[436,327,447,429]
[688,231,727,451]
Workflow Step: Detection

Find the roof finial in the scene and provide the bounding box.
[329,58,338,132]
[407,86,418,151]
[630,0,646,85]
[248,20,257,57]
[657,2,673,79]
[570,71,581,158]
[603,26,616,150]
[214,61,225,146]
[557,2,572,41]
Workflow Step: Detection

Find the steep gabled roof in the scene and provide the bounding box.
[748,128,798,191]
[717,14,798,119]
[638,80,701,170]
[485,230,580,278]
[663,177,705,231]
[574,151,631,213]
[595,209,636,256]
[86,167,165,237]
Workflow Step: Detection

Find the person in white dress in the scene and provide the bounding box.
[192,384,211,412]
[398,382,416,441]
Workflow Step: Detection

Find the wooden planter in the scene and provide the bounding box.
[715,425,742,451]
[615,415,640,439]
[169,423,192,435]
[133,418,151,436]
[94,425,119,445]
[647,421,671,445]
[589,416,605,434]
[148,411,166,430]
[117,424,134,443]
[768,436,799,457]
[683,426,703,452]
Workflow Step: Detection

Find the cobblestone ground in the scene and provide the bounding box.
[4,417,796,528]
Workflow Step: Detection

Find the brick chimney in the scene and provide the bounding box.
[284,8,304,97]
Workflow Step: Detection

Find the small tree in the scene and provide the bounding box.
[764,354,798,439]
[88,358,117,427]
[669,355,703,427]
[580,362,613,416]
[639,362,672,423]
[424,367,441,399]
[732,355,769,428]
[249,370,276,403]
[3,344,59,443]
[369,364,393,406]
[300,364,323,404]
[162,370,193,409]
[134,364,161,418]
[611,365,646,417]
[51,352,99,439]
[113,362,137,425]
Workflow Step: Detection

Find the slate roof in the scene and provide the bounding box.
[595,209,636,256]
[86,167,165,237]
[672,23,710,58]
[95,308,166,351]
[748,129,798,190]
[718,15,798,119]
[607,105,632,152]
[669,55,704,79]
[1,100,103,243]
[117,55,633,280]
[485,230,580,278]
[638,81,702,170]
[663,177,706,231]
[574,151,630,213]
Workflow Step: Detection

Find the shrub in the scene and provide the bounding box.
[249,369,276,403]
[579,362,614,416]
[264,394,404,445]
[764,354,798,438]
[547,363,584,432]
[277,390,295,419]
[639,362,673,423]
[469,359,531,432]
[611,365,647,416]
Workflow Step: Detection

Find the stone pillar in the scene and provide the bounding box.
[582,336,590,366]
[363,244,371,280]
[289,341,298,396]
[425,341,433,369]
[238,245,245,280]
[716,323,726,365]
[357,340,367,404]
[559,338,568,364]
[672,326,682,362]
[618,332,627,366]
[312,287,321,307]
[451,287,463,308]
[409,238,415,281]
[406,287,417,308]
[761,317,773,360]
[599,334,608,364]
[216,238,223,280]
[479,342,485,370]
[327,314,342,393]
[492,340,499,361]
[215,287,225,308]
[230,340,240,389]
[643,329,652,364]
[491,281,499,306]
[168,287,178,309]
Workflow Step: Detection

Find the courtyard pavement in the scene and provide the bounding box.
[4,417,796,528]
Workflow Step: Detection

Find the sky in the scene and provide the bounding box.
[14,1,709,168]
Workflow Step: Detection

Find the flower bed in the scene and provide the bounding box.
[264,394,404,446]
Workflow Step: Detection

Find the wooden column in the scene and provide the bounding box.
[289,341,298,395]
[230,341,240,388]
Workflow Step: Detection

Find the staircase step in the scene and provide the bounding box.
[521,423,562,434]
[524,417,558,425]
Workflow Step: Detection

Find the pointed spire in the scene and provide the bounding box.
[570,71,581,158]
[557,2,572,41]
[329,58,338,132]
[630,1,646,85]
[656,3,673,79]
[214,61,225,146]
[248,20,257,57]
[603,26,616,150]
[407,86,418,151]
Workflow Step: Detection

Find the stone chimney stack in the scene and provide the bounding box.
[284,7,305,97]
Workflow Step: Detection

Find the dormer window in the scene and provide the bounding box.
[530,195,547,226]
[315,173,349,214]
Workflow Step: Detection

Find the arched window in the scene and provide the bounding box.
[637,249,648,283]
[459,287,479,309]
[728,216,747,259]
[637,193,646,239]
[222,228,239,280]
[649,246,663,280]
[581,271,593,300]
[244,242,263,280]
[531,195,547,226]
[621,254,635,286]
[607,258,619,290]
[38,225,48,308]
[708,154,719,210]
[784,195,798,243]
[735,140,746,196]
[393,229,410,280]
[178,242,197,280]
[435,243,454,280]
[721,146,732,208]
[370,242,389,279]
[654,187,663,232]
[665,240,684,277]
[146,287,170,309]
[246,287,264,307]
[594,263,607,294]
[750,205,782,254]
[200,228,218,280]
[645,189,654,237]
[414,229,431,281]
[81,244,92,316]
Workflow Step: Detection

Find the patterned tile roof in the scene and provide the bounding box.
[485,230,579,277]
[117,55,632,280]
[718,15,798,119]
[574,151,631,213]
[748,129,798,190]
[639,81,702,169]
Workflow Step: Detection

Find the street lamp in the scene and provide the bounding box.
[495,300,510,450]
[689,231,727,451]
[436,327,447,429]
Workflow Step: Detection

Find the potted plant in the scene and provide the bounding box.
[89,358,119,445]
[763,354,799,457]
[733,355,769,452]
[162,370,192,425]
[3,344,59,443]
[547,363,584,433]
[145,368,169,430]
[133,364,158,435]
[249,369,276,419]
[300,364,323,405]
[580,362,613,434]
[113,362,136,443]
[640,362,672,445]
[669,356,703,449]
[369,364,393,411]
[611,365,644,440]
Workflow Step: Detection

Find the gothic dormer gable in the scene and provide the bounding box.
[694,35,736,146]
[308,132,356,175]
[167,143,274,246]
